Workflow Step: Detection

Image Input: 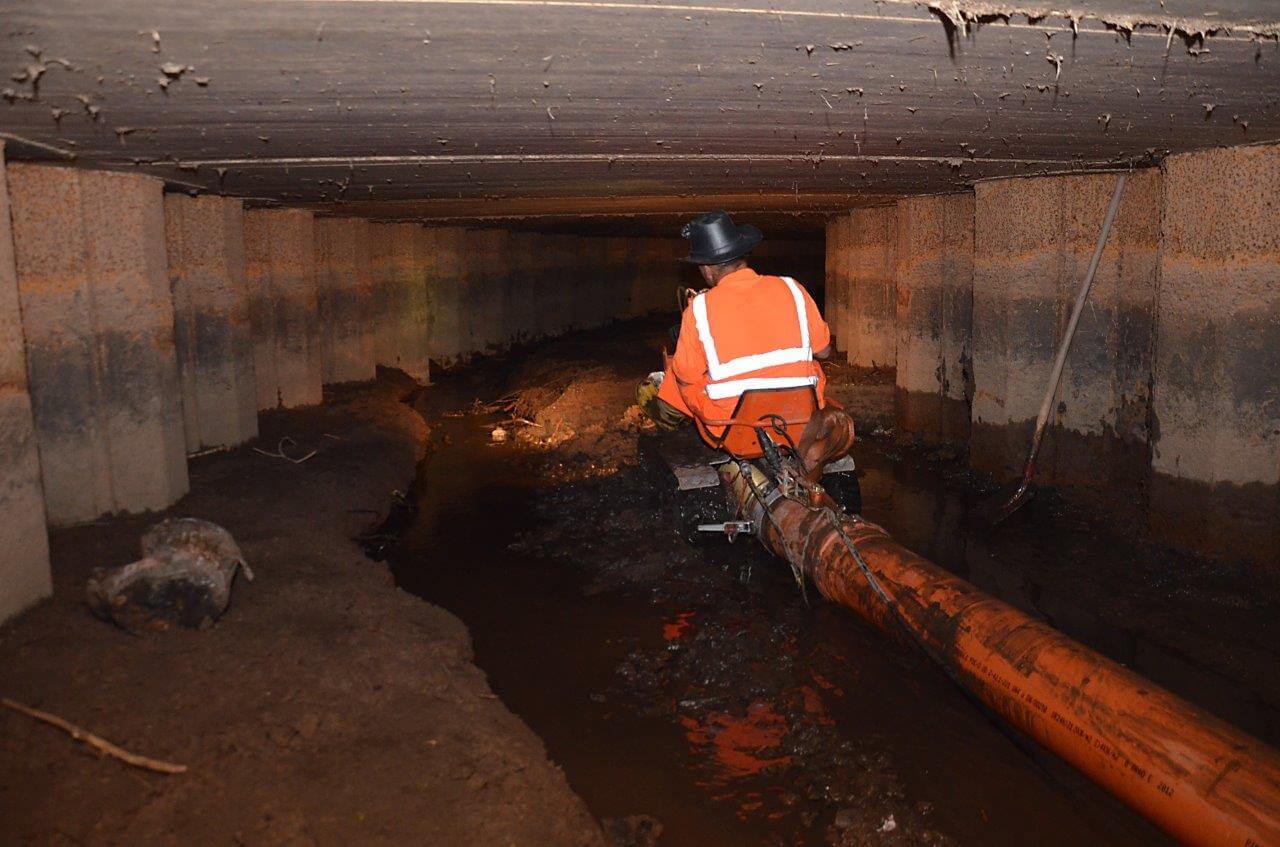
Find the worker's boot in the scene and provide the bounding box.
[798,407,857,483]
[636,372,688,430]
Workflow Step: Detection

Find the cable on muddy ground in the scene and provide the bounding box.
[736,459,808,605]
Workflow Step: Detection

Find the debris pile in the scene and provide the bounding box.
[86,518,253,634]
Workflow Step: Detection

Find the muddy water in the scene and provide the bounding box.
[387,357,1271,845]
[392,411,777,844]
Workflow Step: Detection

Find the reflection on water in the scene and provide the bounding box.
[856,442,1278,749]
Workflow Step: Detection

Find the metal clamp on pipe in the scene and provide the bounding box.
[695,520,755,542]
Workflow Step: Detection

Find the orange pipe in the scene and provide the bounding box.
[721,466,1280,845]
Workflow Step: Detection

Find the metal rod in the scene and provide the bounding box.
[1023,172,1128,480]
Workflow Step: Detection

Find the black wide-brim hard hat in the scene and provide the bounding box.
[680,210,763,265]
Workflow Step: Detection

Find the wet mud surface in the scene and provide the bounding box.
[389,318,1280,845]
[0,373,604,846]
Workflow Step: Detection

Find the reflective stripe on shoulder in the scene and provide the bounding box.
[692,276,812,382]
[780,277,810,350]
[704,375,818,401]
[690,292,720,374]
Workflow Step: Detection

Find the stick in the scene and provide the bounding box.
[186,444,231,459]
[2,698,188,775]
[1020,173,1127,478]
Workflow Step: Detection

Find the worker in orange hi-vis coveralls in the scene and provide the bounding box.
[638,211,833,447]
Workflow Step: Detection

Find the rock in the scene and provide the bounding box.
[491,426,508,442]
[86,518,252,634]
[602,814,663,847]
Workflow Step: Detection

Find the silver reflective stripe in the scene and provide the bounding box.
[691,276,812,382]
[704,375,818,401]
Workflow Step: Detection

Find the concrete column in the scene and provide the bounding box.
[379,224,430,384]
[460,229,484,352]
[824,219,843,349]
[846,206,897,368]
[598,236,621,322]
[649,238,680,317]
[372,223,406,371]
[532,234,558,342]
[971,170,1161,488]
[509,231,538,343]
[421,227,446,362]
[1152,144,1280,568]
[244,208,322,410]
[641,238,662,317]
[0,146,51,622]
[243,216,277,410]
[539,232,562,340]
[568,235,588,331]
[461,228,485,353]
[604,237,622,321]
[573,235,599,330]
[498,231,520,346]
[413,225,434,380]
[894,193,975,444]
[647,237,668,317]
[623,237,642,318]
[363,223,389,369]
[503,231,521,346]
[314,217,375,384]
[543,235,571,338]
[428,227,464,366]
[653,237,680,317]
[491,229,514,350]
[837,217,855,358]
[164,194,257,452]
[459,229,487,352]
[9,164,187,524]
[626,237,647,319]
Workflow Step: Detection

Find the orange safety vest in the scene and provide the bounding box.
[661,267,830,427]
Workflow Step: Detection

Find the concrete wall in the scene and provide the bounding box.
[314,217,376,384]
[8,164,188,525]
[1151,144,1280,568]
[854,207,897,368]
[628,238,666,317]
[371,223,431,383]
[416,228,686,367]
[828,208,897,368]
[244,208,322,410]
[428,227,465,365]
[818,147,1280,570]
[971,170,1161,490]
[508,231,538,344]
[894,193,974,444]
[164,194,258,452]
[823,217,848,353]
[0,146,51,621]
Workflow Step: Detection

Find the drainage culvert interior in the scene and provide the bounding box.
[3,2,1280,843]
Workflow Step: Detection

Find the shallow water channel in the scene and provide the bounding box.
[386,359,1271,845]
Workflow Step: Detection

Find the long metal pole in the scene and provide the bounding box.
[1022,172,1128,478]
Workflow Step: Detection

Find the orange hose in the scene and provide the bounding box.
[722,468,1280,845]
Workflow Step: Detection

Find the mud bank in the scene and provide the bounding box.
[0,372,603,846]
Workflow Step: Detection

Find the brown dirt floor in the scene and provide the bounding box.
[0,372,605,847]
